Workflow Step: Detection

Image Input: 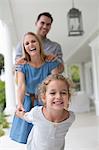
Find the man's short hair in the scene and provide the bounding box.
[36,12,53,23]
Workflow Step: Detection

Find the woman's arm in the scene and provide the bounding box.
[57,63,64,73]
[51,63,64,74]
[16,71,26,112]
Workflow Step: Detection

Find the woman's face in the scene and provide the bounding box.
[23,34,40,57]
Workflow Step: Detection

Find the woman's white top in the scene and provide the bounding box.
[23,106,75,150]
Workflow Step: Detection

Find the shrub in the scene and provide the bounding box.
[0,82,9,137]
[0,113,9,137]
[0,127,5,136]
[0,80,5,112]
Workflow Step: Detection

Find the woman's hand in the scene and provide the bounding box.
[16,56,27,65]
[45,54,56,61]
[15,109,25,118]
[16,103,25,112]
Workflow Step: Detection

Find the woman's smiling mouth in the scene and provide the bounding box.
[30,48,36,51]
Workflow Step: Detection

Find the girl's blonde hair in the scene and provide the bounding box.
[22,32,46,62]
[37,74,74,104]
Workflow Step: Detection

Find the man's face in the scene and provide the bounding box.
[35,15,52,38]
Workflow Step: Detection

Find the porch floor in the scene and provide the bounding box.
[0,109,99,150]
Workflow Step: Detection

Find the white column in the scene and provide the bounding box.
[89,36,99,116]
[3,24,16,115]
[84,62,93,96]
[62,63,68,76]
[79,63,85,91]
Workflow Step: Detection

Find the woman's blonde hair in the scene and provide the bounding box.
[37,74,74,104]
[22,32,46,62]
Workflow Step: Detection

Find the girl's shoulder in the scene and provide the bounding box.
[30,106,43,116]
[69,111,75,122]
[24,106,43,123]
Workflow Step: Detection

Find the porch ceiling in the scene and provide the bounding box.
[0,0,99,64]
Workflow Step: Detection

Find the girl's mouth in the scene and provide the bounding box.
[53,101,63,105]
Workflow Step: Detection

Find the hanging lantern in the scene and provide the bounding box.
[67,0,84,36]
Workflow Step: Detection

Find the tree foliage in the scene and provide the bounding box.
[70,65,80,83]
[70,64,80,91]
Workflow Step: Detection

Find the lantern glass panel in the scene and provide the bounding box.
[70,17,80,31]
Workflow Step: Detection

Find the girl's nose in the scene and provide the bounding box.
[56,93,61,98]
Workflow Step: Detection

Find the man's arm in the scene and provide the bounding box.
[15,42,23,60]
[15,42,27,65]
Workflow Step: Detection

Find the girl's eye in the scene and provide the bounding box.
[50,92,55,95]
[61,92,68,95]
[62,91,68,95]
[61,92,67,95]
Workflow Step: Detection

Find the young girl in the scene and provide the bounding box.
[16,74,75,150]
[10,32,60,144]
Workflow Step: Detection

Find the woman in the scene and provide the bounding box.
[10,32,60,144]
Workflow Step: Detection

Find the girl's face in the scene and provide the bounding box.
[45,80,69,111]
[23,34,40,57]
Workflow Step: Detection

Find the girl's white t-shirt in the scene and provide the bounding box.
[23,106,75,150]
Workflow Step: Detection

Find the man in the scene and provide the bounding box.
[15,12,64,73]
